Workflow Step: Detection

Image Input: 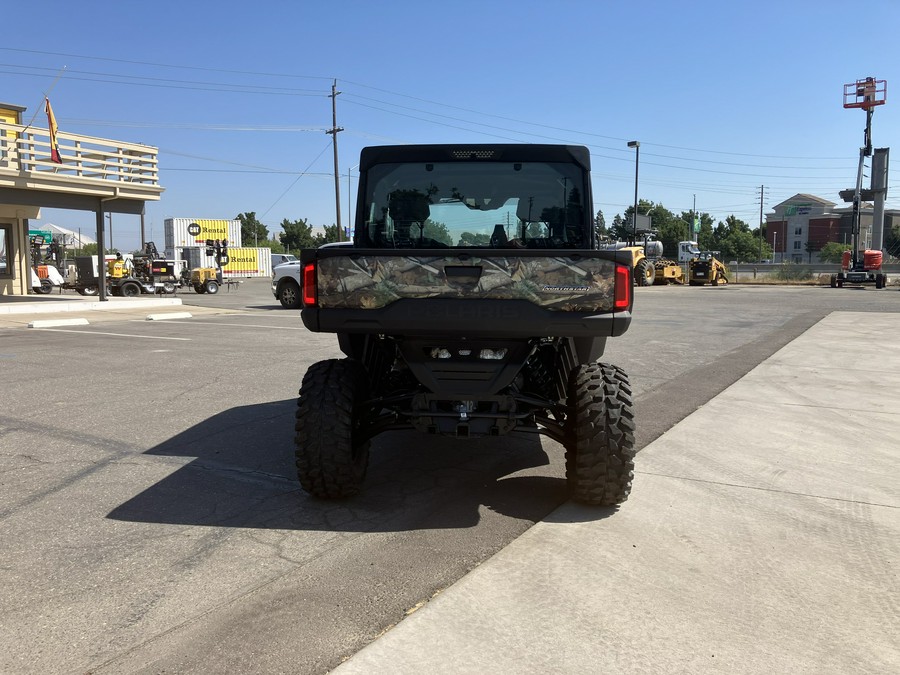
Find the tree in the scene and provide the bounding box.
[819,241,850,264]
[609,214,630,241]
[697,221,716,251]
[459,231,491,246]
[264,237,286,254]
[72,243,115,256]
[315,224,342,246]
[236,212,268,247]
[594,209,607,242]
[423,219,452,245]
[696,215,767,262]
[280,218,317,251]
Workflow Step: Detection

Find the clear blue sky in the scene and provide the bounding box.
[4,0,899,252]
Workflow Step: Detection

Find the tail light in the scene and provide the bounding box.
[614,263,631,310]
[302,262,317,307]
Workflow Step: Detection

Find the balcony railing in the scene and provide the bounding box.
[0,121,162,199]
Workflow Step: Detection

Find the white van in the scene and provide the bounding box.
[271,253,299,268]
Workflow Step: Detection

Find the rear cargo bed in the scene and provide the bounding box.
[301,248,632,338]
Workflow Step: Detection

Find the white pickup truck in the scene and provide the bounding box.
[272,243,351,308]
[271,261,303,308]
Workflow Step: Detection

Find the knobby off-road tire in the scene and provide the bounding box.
[295,359,371,499]
[565,362,636,506]
[635,259,655,287]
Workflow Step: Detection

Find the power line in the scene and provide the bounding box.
[259,142,333,220]
[1,68,327,96]
[66,119,328,132]
[0,47,335,82]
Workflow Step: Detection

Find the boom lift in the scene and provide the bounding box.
[832,77,890,290]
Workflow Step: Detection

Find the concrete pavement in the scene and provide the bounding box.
[2,298,897,673]
[334,311,900,675]
[0,295,231,328]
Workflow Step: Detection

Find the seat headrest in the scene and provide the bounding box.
[388,190,431,222]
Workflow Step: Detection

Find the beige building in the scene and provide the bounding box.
[1,101,163,296]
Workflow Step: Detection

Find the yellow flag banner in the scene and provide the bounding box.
[44,97,61,163]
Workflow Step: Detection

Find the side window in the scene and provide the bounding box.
[0,224,11,276]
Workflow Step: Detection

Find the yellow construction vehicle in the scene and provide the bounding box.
[604,230,683,286]
[651,257,685,285]
[688,251,728,286]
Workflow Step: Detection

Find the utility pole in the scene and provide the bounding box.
[326,80,344,241]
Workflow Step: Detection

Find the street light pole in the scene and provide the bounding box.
[627,141,640,244]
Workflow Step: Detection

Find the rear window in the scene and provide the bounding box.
[357,160,588,249]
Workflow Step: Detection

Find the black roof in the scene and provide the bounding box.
[359,144,591,171]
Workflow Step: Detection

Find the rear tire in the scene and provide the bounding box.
[565,363,636,506]
[295,359,371,499]
[205,280,220,294]
[81,284,99,296]
[37,279,54,294]
[830,274,837,288]
[278,280,302,309]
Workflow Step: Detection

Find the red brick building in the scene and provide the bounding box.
[766,193,898,263]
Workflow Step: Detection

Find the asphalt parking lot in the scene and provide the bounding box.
[1,279,898,673]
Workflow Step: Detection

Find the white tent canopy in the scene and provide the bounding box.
[37,222,97,248]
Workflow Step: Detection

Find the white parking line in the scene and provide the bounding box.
[130,319,306,330]
[33,328,191,341]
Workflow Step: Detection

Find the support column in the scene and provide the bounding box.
[96,204,107,301]
[871,147,889,252]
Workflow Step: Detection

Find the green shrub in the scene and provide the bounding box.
[773,263,813,281]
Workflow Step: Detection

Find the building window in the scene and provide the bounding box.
[793,240,801,250]
[794,226,802,235]
[0,224,11,276]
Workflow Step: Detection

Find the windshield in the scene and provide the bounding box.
[357,161,588,249]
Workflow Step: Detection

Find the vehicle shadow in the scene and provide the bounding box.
[107,399,571,532]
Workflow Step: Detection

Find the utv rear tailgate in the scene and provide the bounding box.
[300,248,633,338]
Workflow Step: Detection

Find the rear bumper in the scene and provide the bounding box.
[302,298,630,338]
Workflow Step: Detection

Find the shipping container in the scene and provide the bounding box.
[164,218,242,250]
[169,246,273,278]
[222,247,273,277]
